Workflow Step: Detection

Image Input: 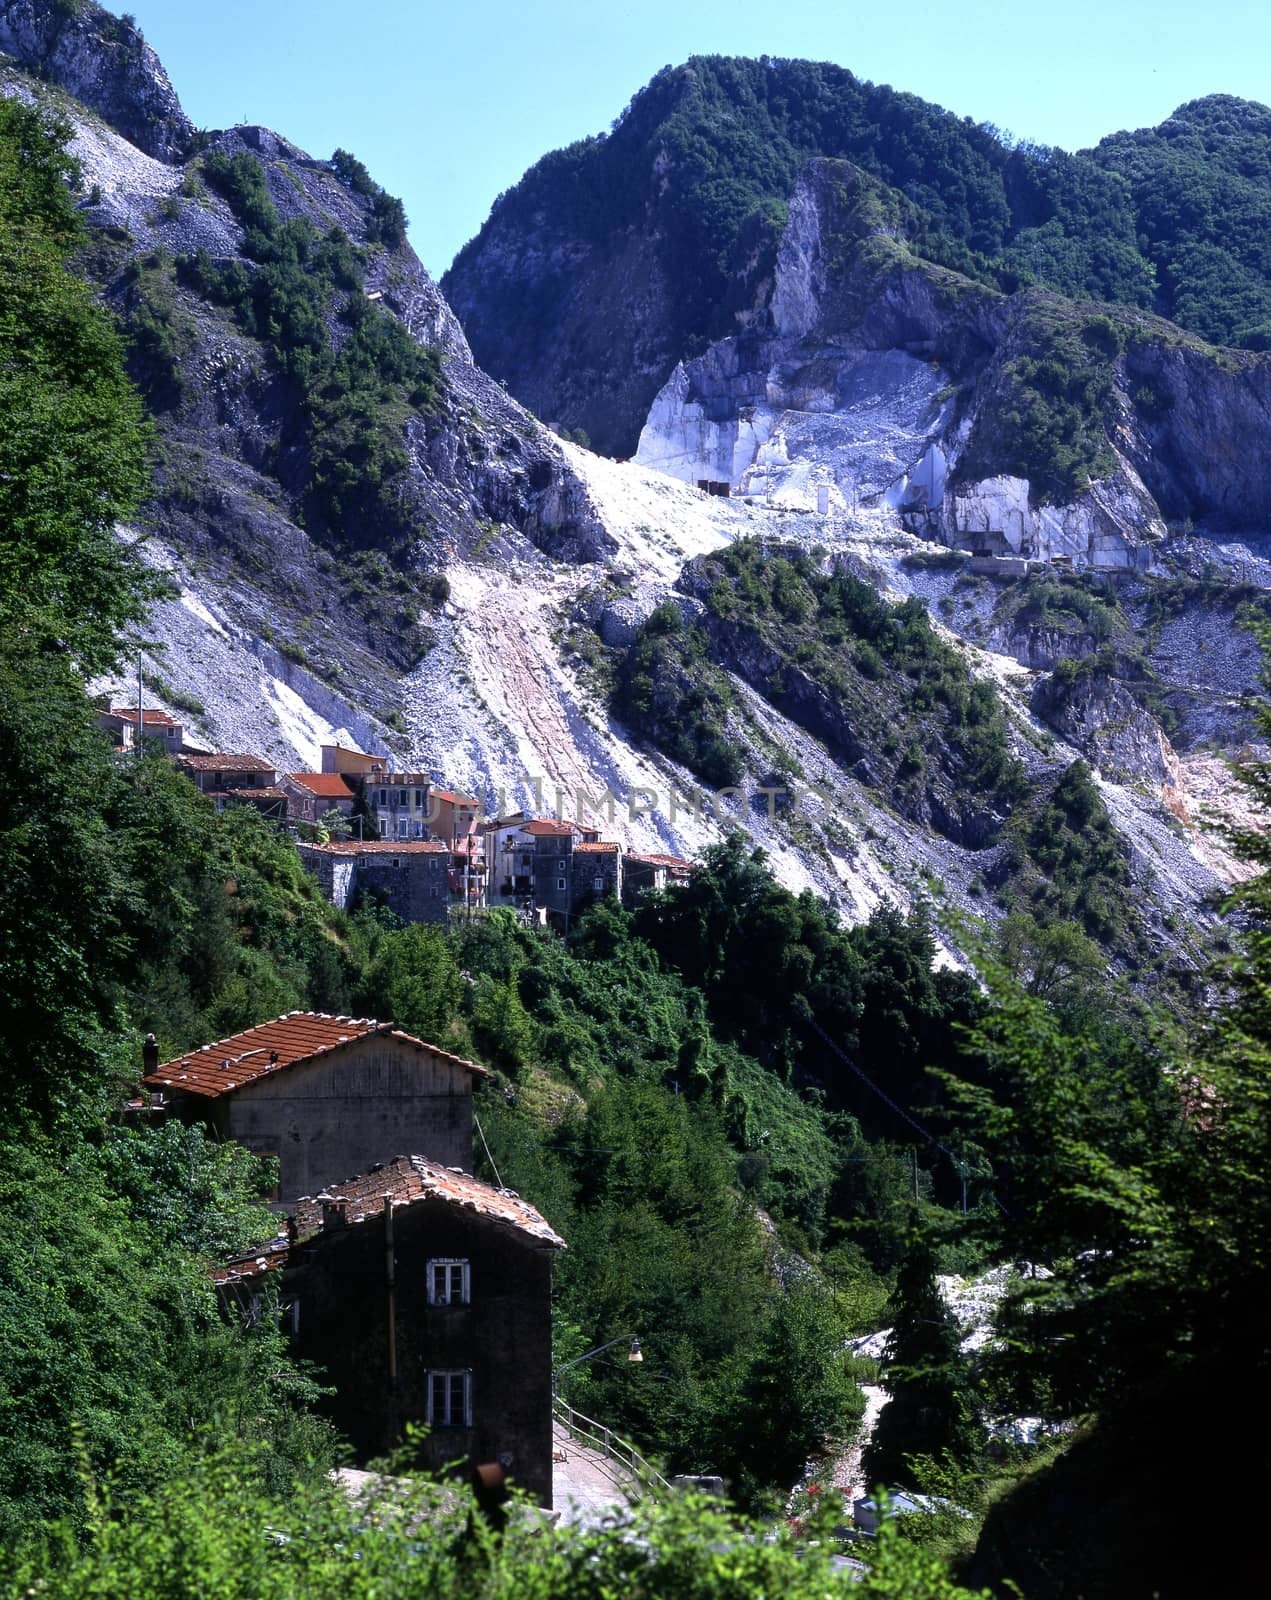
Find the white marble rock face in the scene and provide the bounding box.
[635,162,1173,571]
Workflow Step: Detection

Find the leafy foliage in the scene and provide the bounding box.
[0,1446,991,1599]
[611,600,744,788]
[0,1140,333,1547]
[1092,94,1271,348]
[0,99,156,671]
[696,542,1027,826]
[863,1235,982,1491]
[452,54,1158,389]
[183,150,439,553]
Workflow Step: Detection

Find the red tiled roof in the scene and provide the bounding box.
[293,1155,566,1250]
[521,819,581,836]
[575,841,621,853]
[210,1236,291,1286]
[145,1011,488,1099]
[225,786,289,799]
[431,789,479,807]
[180,753,276,772]
[298,840,449,855]
[287,773,355,798]
[107,706,181,725]
[626,852,694,869]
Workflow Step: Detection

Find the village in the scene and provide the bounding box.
[96,703,694,931]
[102,700,695,1520]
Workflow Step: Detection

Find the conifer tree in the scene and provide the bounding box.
[863,1233,981,1491]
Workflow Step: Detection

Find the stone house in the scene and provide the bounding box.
[296,839,451,922]
[281,771,356,825]
[212,1155,565,1503]
[621,851,694,906]
[368,773,433,840]
[571,841,623,913]
[527,819,585,926]
[97,705,185,751]
[177,753,287,818]
[143,1011,487,1203]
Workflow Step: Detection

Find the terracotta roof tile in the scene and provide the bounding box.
[107,706,181,725]
[521,819,581,837]
[287,773,355,798]
[575,841,621,853]
[180,753,276,772]
[210,1236,291,1286]
[293,1155,566,1250]
[626,852,694,869]
[144,1011,488,1099]
[298,840,449,855]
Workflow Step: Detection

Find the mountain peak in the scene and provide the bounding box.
[0,0,191,160]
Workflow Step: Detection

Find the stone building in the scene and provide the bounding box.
[621,851,694,906]
[212,1155,565,1504]
[281,771,356,825]
[526,819,585,925]
[296,839,450,922]
[96,705,186,751]
[144,1012,487,1202]
[367,773,433,840]
[571,840,623,914]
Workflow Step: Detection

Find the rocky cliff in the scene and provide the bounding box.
[0,0,189,159]
[635,158,1271,571]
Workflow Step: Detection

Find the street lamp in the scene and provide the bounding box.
[552,1334,643,1394]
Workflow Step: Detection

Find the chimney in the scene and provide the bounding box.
[316,1191,346,1231]
[142,1033,160,1076]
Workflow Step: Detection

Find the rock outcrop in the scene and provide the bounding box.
[634,159,1271,570]
[0,0,191,160]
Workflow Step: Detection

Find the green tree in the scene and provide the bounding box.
[0,99,155,672]
[863,1235,982,1491]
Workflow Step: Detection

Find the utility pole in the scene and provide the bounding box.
[136,652,144,757]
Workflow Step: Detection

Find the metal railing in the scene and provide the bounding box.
[551,1397,671,1499]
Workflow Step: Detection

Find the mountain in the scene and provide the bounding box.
[1090,93,1271,348]
[0,5,1263,994]
[442,57,1271,461]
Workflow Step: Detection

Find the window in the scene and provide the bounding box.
[378,789,387,806]
[594,876,606,892]
[427,1369,471,1428]
[412,821,423,838]
[557,858,567,872]
[414,788,424,808]
[396,817,408,837]
[427,1259,471,1306]
[557,878,567,891]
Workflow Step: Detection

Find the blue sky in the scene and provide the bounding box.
[121,0,1270,278]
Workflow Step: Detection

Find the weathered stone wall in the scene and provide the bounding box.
[286,1198,555,1504]
[570,851,621,915]
[225,1037,475,1199]
[355,853,448,924]
[531,835,574,920]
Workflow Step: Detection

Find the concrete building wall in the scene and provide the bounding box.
[286,1200,555,1504]
[222,1038,475,1200]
